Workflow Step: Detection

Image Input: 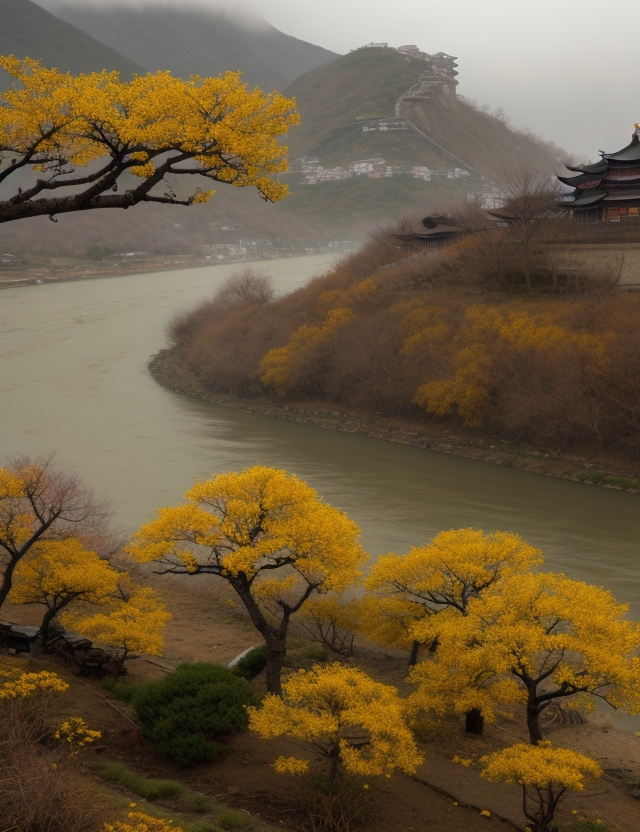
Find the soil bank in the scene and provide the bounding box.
[150,347,640,494]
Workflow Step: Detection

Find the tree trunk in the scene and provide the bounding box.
[265,637,287,696]
[0,555,19,612]
[408,640,420,667]
[465,708,484,735]
[40,607,58,648]
[527,700,544,744]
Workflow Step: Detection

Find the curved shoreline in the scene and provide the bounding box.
[149,348,640,493]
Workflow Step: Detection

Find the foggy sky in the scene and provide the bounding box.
[39,0,640,159]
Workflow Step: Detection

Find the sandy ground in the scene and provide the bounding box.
[5,572,640,832]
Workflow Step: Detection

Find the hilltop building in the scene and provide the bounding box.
[559,127,640,222]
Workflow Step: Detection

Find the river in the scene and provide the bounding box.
[1,256,639,608]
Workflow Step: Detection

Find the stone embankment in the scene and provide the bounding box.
[150,349,640,493]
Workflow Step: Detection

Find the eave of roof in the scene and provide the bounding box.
[564,159,608,174]
[568,189,607,207]
[557,174,602,188]
[604,133,640,162]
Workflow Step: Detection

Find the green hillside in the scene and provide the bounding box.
[45,3,338,92]
[284,48,426,153]
[0,0,147,89]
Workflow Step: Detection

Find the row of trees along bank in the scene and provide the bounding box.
[167,212,640,465]
[2,458,639,832]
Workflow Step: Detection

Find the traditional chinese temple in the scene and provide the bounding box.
[559,126,640,222]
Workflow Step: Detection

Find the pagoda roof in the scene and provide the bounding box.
[564,159,608,175]
[568,188,607,208]
[557,173,602,188]
[604,132,640,163]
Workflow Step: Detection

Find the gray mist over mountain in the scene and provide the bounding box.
[37,0,639,159]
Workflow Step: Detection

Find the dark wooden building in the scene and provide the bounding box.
[559,127,640,222]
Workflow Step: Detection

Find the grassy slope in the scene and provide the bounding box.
[284,48,427,156]
[403,97,565,180]
[0,0,147,89]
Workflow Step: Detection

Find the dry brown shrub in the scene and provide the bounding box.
[0,743,105,832]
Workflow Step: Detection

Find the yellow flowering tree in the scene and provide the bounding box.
[127,466,366,693]
[248,663,422,788]
[0,454,111,614]
[9,538,121,644]
[365,528,541,669]
[0,55,298,224]
[480,741,602,832]
[411,572,640,743]
[62,584,171,675]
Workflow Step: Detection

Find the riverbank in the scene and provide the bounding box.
[0,252,333,290]
[150,348,640,494]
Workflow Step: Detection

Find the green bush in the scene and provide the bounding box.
[103,676,139,703]
[569,822,611,832]
[217,810,251,830]
[184,823,221,832]
[95,761,183,800]
[132,662,255,765]
[231,646,267,680]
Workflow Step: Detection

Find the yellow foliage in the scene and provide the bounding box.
[367,528,541,616]
[104,813,184,832]
[481,741,602,790]
[0,669,68,699]
[356,593,422,653]
[10,538,120,610]
[409,571,640,730]
[54,716,102,752]
[414,306,609,427]
[300,594,361,654]
[248,663,423,780]
[62,585,170,660]
[128,465,366,594]
[260,307,355,396]
[0,55,299,208]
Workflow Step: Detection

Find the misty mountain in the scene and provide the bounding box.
[0,0,147,89]
[43,3,339,92]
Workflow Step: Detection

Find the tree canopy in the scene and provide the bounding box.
[0,56,298,223]
[127,465,366,693]
[9,537,121,643]
[364,528,541,665]
[480,741,602,832]
[248,663,422,787]
[410,571,640,742]
[0,455,111,612]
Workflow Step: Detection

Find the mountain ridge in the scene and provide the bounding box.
[0,0,147,89]
[40,3,339,92]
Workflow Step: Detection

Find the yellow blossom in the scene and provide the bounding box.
[248,662,423,784]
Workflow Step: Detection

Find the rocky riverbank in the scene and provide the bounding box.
[150,348,640,493]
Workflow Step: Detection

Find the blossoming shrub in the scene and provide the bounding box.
[132,662,255,765]
[0,663,69,743]
[104,813,184,832]
[248,663,423,788]
[480,741,602,832]
[0,663,105,832]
